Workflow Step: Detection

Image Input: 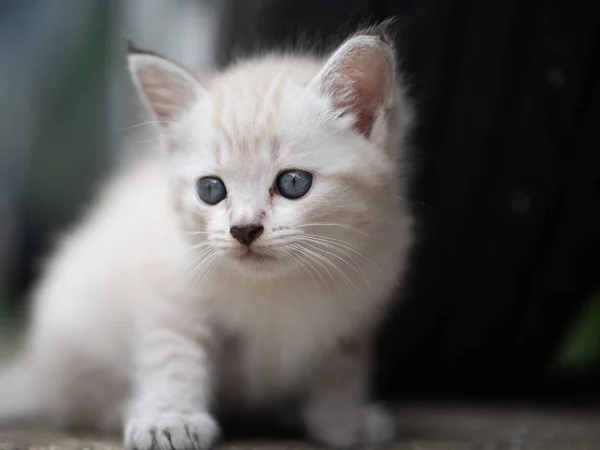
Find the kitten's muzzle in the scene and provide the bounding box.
[230,224,264,246]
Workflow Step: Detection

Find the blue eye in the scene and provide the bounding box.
[276,170,313,199]
[197,177,227,205]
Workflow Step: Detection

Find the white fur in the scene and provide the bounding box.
[0,30,414,449]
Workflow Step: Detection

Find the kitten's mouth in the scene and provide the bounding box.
[237,248,275,263]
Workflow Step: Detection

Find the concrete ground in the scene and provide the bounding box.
[1,404,599,450]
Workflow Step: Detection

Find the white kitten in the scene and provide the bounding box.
[0,25,414,449]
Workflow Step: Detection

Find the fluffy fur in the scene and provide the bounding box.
[0,25,414,449]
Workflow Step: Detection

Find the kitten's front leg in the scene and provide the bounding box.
[302,338,396,448]
[125,306,219,450]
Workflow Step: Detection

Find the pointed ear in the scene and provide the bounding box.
[127,42,205,128]
[309,33,396,137]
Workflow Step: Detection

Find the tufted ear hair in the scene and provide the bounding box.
[309,29,396,138]
[127,42,206,129]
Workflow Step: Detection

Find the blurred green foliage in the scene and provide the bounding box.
[554,291,600,373]
[0,2,112,337]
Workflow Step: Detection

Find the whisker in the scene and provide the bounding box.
[185,247,216,280]
[185,241,213,253]
[133,137,163,144]
[297,222,370,237]
[280,247,323,296]
[182,231,214,236]
[294,237,371,287]
[300,234,382,272]
[198,254,223,293]
[299,233,360,248]
[288,244,335,299]
[296,242,361,292]
[291,243,348,298]
[193,251,221,293]
[117,120,183,132]
[185,245,213,271]
[273,264,296,303]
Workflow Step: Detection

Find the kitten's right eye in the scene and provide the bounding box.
[196,177,227,205]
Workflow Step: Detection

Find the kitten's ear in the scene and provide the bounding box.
[127,42,205,127]
[309,32,396,137]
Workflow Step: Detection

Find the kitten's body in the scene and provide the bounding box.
[0,27,413,449]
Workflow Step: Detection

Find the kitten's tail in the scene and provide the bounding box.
[0,356,45,426]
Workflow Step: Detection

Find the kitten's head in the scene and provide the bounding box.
[128,28,411,279]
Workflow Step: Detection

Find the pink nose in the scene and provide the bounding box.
[229,224,264,246]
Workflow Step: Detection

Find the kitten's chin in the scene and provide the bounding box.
[227,248,291,278]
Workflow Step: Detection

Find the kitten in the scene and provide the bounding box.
[0,25,414,449]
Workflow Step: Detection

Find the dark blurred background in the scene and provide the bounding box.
[0,0,599,404]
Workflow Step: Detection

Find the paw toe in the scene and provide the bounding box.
[125,412,219,450]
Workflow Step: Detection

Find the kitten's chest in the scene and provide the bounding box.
[209,285,363,408]
[215,326,310,409]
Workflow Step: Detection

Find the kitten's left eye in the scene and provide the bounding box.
[197,177,227,205]
[275,170,313,199]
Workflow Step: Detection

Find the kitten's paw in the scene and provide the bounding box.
[304,403,396,448]
[124,411,219,450]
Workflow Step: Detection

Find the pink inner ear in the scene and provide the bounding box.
[138,66,194,122]
[323,40,393,137]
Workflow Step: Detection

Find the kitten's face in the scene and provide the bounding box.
[173,86,395,277]
[129,34,402,279]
